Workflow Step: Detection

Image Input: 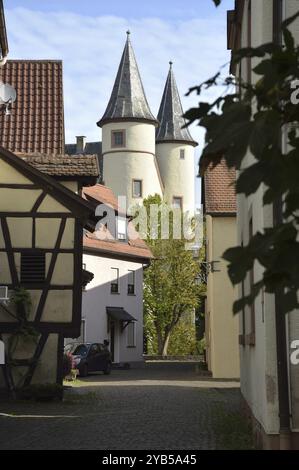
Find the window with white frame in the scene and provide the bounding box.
[127,322,136,347]
[110,267,119,293]
[127,270,135,295]
[180,149,185,159]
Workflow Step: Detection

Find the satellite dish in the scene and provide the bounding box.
[0,82,17,105]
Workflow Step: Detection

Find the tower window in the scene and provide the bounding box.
[180,149,185,159]
[132,179,142,198]
[173,197,183,209]
[111,130,125,148]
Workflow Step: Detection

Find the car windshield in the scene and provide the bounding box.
[72,344,88,357]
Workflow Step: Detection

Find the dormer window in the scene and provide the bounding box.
[111,130,125,148]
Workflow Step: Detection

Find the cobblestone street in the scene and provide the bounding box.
[0,362,241,450]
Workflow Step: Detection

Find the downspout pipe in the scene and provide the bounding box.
[272,0,292,449]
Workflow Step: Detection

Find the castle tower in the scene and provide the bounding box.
[156,62,197,213]
[98,32,163,209]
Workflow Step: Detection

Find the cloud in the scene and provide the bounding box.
[5,7,231,205]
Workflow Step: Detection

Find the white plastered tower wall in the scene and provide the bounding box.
[102,121,163,209]
[155,142,195,212]
[99,39,196,212]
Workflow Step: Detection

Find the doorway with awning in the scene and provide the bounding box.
[106,307,137,363]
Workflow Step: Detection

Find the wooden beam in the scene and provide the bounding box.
[34,218,67,323]
[1,284,74,290]
[23,334,49,386]
[72,219,83,336]
[56,334,64,385]
[0,217,19,286]
[0,212,73,218]
[0,184,40,189]
[31,191,47,213]
[0,248,74,253]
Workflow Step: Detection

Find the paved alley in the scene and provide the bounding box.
[0,362,241,450]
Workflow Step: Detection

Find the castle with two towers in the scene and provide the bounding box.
[66,32,197,213]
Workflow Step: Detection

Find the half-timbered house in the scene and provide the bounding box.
[0,4,99,392]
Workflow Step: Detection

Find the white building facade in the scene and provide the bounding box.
[82,252,146,365]
[80,184,152,365]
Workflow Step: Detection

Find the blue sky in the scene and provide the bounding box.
[7,1,233,20]
[4,0,234,206]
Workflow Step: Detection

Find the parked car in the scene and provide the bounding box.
[65,342,112,377]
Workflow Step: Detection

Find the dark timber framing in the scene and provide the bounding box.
[34,217,67,323]
[0,146,98,386]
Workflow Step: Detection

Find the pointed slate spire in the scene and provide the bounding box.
[156,62,197,146]
[98,32,158,127]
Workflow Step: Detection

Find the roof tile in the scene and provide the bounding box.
[203,160,236,214]
[82,184,152,259]
[17,153,99,177]
[0,60,64,154]
[98,34,157,127]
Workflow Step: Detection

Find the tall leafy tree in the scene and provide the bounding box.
[139,195,202,356]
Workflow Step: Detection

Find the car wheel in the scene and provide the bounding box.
[80,363,89,377]
[103,362,112,375]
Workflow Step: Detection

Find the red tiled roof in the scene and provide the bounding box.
[82,184,152,260]
[0,60,64,154]
[0,146,97,231]
[17,153,99,177]
[83,184,119,211]
[202,160,236,214]
[84,234,153,261]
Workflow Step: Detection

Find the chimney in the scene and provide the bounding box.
[76,136,86,154]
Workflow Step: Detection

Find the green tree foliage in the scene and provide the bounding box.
[140,195,203,355]
[167,320,197,356]
[184,9,299,315]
